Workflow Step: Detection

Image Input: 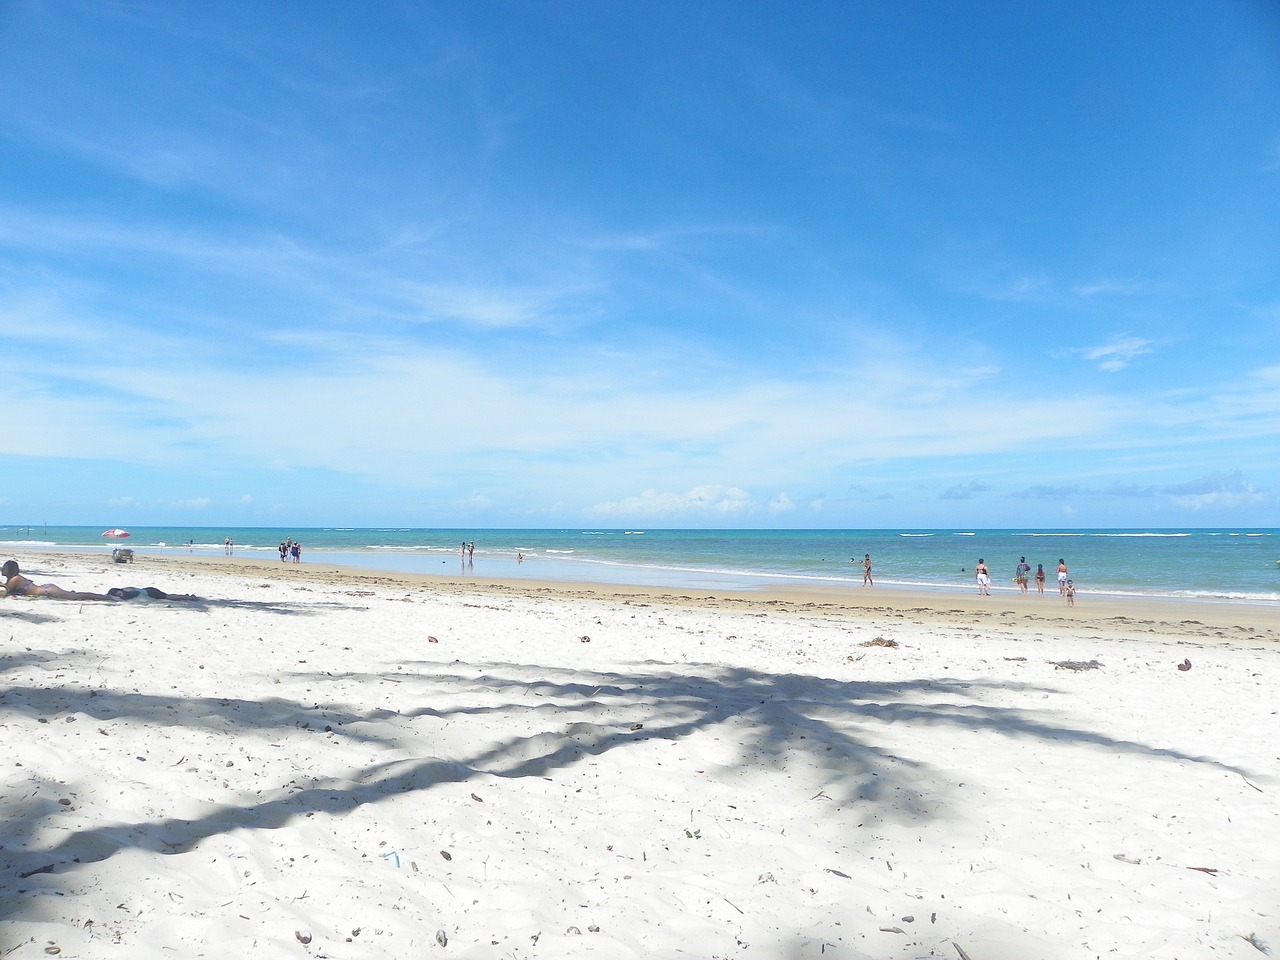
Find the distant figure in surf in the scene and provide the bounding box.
[1057,559,1069,596]
[862,553,873,586]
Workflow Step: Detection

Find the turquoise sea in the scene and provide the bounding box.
[2,526,1277,603]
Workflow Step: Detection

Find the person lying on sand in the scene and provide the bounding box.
[107,586,200,601]
[2,559,115,601]
[2,560,200,602]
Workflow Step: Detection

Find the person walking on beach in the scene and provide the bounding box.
[1065,579,1075,606]
[862,553,873,586]
[224,537,233,555]
[975,558,991,595]
[1015,556,1031,594]
[1035,563,1046,595]
[1057,559,1069,596]
[291,541,301,563]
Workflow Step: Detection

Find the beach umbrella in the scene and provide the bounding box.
[101,528,131,539]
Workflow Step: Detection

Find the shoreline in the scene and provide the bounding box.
[5,526,1278,604]
[8,547,1278,639]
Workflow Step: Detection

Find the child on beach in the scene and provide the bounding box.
[1065,579,1075,606]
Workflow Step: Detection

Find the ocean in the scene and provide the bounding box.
[2,526,1277,603]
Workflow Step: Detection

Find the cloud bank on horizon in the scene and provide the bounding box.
[1,1,1278,529]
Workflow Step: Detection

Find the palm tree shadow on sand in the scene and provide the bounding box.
[0,653,1257,927]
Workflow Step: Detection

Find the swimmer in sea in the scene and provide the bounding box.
[2,560,115,601]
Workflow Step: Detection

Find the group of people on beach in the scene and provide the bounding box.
[1,559,199,602]
[857,552,1075,603]
[975,557,1072,602]
[279,539,302,563]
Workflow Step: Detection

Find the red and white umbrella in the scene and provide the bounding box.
[101,528,131,539]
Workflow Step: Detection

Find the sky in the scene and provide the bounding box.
[1,1,1279,530]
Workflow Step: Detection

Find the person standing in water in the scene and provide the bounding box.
[1057,559,1069,596]
[975,558,991,595]
[862,553,873,586]
[1015,556,1031,594]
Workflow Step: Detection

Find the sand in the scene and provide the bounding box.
[1,550,1276,959]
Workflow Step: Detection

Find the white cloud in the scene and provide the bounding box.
[399,282,588,330]
[1165,471,1270,510]
[974,273,1051,303]
[1072,278,1144,297]
[1075,335,1153,372]
[938,482,989,501]
[768,492,796,514]
[587,485,754,520]
[1252,365,1280,384]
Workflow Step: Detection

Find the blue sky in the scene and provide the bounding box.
[1,1,1278,529]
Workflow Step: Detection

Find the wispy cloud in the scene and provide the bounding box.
[972,274,1052,303]
[1074,335,1153,372]
[2,3,1277,527]
[1072,278,1145,297]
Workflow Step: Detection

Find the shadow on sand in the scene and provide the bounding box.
[0,637,1257,931]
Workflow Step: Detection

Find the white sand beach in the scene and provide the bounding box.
[2,551,1276,959]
